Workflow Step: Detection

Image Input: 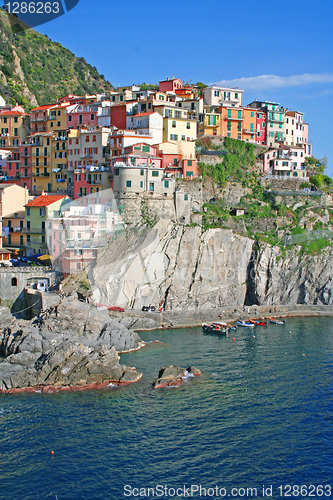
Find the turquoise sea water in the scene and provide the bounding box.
[0,317,333,500]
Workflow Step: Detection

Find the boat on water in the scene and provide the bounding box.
[249,319,267,326]
[202,323,228,334]
[269,318,286,325]
[237,320,255,327]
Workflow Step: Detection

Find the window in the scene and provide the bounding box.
[50,122,53,127]
[92,135,96,142]
[152,171,159,177]
[140,181,143,188]
[170,134,178,140]
[238,110,242,119]
[86,136,90,142]
[214,90,219,97]
[227,109,232,118]
[251,111,254,117]
[91,114,94,120]
[184,194,188,200]
[186,171,193,177]
[27,234,30,243]
[57,122,61,127]
[188,160,192,166]
[126,180,131,187]
[227,132,231,137]
[227,121,231,131]
[172,120,176,128]
[181,135,186,141]
[14,116,18,123]
[237,122,242,132]
[11,277,17,287]
[235,93,238,99]
[149,182,154,192]
[140,169,144,175]
[237,133,241,139]
[26,208,30,216]
[68,115,72,122]
[142,146,150,152]
[164,180,169,188]
[186,122,191,129]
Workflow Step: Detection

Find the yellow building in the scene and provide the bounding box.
[198,111,222,136]
[30,132,53,194]
[46,103,69,134]
[0,109,30,150]
[0,184,31,248]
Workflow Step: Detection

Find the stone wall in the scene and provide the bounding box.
[0,268,61,303]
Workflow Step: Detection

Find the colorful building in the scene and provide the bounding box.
[24,194,69,256]
[126,112,163,144]
[0,108,30,149]
[0,184,31,248]
[156,141,198,178]
[198,111,222,137]
[262,145,307,178]
[159,78,183,93]
[2,210,25,257]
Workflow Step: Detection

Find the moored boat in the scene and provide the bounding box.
[269,317,286,325]
[237,320,255,327]
[202,323,228,334]
[249,319,267,326]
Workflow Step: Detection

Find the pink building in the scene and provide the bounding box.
[256,111,266,144]
[67,104,99,130]
[262,145,307,178]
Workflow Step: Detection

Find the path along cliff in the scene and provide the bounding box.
[90,219,333,310]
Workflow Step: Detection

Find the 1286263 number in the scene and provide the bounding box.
[4,2,60,14]
[278,485,332,497]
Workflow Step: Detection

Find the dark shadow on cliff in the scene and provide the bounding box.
[244,249,259,306]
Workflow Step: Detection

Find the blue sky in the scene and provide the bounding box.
[36,0,333,174]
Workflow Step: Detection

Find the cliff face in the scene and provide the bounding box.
[91,220,254,310]
[91,221,333,309]
[248,244,333,305]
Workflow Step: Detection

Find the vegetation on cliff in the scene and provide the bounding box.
[0,8,112,107]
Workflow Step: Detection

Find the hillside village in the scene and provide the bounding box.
[0,77,332,275]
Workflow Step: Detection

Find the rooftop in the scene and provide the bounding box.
[25,194,68,208]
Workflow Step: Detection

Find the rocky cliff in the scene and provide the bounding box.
[0,297,143,393]
[247,243,333,305]
[91,220,333,309]
[91,220,254,310]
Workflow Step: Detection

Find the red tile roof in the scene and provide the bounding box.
[0,110,27,116]
[30,104,55,112]
[134,112,154,117]
[25,194,68,208]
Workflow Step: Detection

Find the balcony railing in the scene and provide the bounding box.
[25,228,46,234]
[224,115,244,121]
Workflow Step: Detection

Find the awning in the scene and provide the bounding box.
[37,254,55,261]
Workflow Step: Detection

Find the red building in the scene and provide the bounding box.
[159,78,183,93]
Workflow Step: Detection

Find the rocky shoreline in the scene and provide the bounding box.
[0,297,143,394]
[106,304,333,331]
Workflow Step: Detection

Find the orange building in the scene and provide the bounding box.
[220,106,257,141]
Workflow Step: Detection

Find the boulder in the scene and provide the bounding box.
[153,365,201,389]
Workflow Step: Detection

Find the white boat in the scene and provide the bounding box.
[237,321,255,327]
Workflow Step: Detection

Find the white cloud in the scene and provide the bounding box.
[212,73,333,90]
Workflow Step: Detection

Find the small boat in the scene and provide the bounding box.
[226,323,237,330]
[269,317,286,325]
[202,323,228,334]
[249,319,267,326]
[237,320,255,327]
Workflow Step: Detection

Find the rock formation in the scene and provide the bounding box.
[0,297,143,393]
[91,220,253,310]
[154,366,201,388]
[91,220,333,309]
[247,243,333,305]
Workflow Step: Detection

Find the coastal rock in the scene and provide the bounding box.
[154,365,201,388]
[0,298,143,393]
[248,244,333,305]
[91,220,253,311]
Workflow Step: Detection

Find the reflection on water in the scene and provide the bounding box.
[0,317,333,500]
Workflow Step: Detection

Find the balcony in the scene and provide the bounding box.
[269,115,286,123]
[32,172,50,177]
[224,115,244,121]
[80,153,93,158]
[32,162,50,168]
[31,116,48,122]
[243,129,255,134]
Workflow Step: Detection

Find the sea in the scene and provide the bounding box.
[0,316,333,500]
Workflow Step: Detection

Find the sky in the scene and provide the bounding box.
[26,0,333,174]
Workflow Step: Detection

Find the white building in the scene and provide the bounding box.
[202,86,243,107]
[126,111,163,144]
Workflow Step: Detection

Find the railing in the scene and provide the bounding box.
[25,228,46,234]
[224,115,244,121]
